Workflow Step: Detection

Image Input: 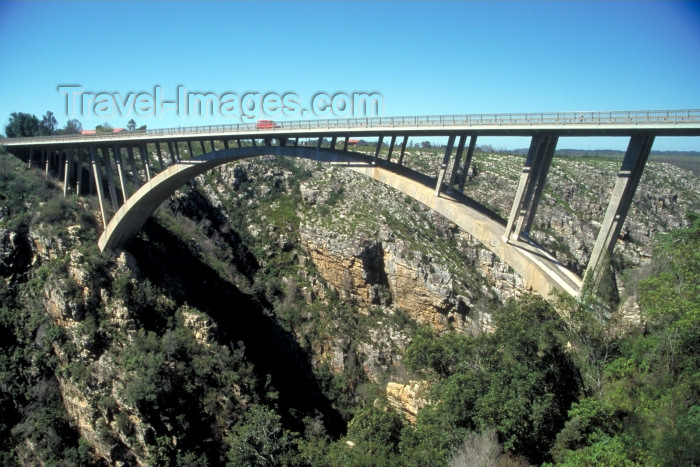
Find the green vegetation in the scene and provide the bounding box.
[549,212,700,465]
[0,146,697,466]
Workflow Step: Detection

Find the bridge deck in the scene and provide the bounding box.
[2,109,700,147]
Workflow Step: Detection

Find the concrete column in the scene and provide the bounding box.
[45,149,50,179]
[504,135,558,242]
[447,135,467,191]
[127,147,140,189]
[199,140,206,154]
[434,135,455,196]
[458,136,478,192]
[89,146,108,229]
[114,145,129,199]
[343,136,349,151]
[397,136,408,166]
[27,149,34,169]
[387,135,397,163]
[166,141,177,164]
[57,151,63,182]
[223,140,229,150]
[293,138,299,147]
[236,138,242,148]
[63,149,72,197]
[373,136,384,165]
[40,149,46,175]
[139,144,151,181]
[155,142,165,170]
[315,137,322,150]
[75,149,85,195]
[88,151,95,195]
[210,140,216,152]
[584,134,655,288]
[330,136,337,150]
[101,147,120,210]
[187,141,194,157]
[520,136,558,235]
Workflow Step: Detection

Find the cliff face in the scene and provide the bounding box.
[1,149,697,465]
[300,225,469,332]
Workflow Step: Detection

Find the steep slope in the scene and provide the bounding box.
[0,147,697,465]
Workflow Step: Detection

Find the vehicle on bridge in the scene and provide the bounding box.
[256,119,277,129]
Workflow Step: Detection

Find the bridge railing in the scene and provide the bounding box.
[2,109,699,145]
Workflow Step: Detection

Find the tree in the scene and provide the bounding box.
[5,112,39,138]
[449,429,502,467]
[421,141,432,149]
[404,296,580,465]
[60,119,83,135]
[127,119,137,131]
[95,122,114,133]
[38,111,58,136]
[225,404,297,466]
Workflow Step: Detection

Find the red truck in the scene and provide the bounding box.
[256,120,276,129]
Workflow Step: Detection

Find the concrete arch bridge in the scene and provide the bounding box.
[3,109,699,299]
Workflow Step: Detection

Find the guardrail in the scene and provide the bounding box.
[3,109,699,145]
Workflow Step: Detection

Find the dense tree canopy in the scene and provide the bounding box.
[38,111,58,136]
[60,119,82,135]
[4,112,39,138]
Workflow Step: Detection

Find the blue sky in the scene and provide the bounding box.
[1,0,699,150]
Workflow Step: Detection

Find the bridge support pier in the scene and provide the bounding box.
[387,136,397,163]
[101,147,120,211]
[373,136,384,165]
[114,146,129,199]
[127,147,140,189]
[63,149,72,197]
[44,149,50,179]
[40,149,46,175]
[89,146,108,230]
[584,134,655,290]
[166,142,177,163]
[88,154,95,195]
[435,135,456,195]
[504,135,558,242]
[458,136,478,192]
[397,135,408,166]
[155,142,165,170]
[139,145,151,181]
[447,135,467,192]
[75,149,84,195]
[27,149,33,169]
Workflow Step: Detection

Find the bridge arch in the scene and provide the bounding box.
[98,145,581,299]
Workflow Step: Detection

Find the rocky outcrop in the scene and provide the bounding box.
[386,381,427,424]
[300,224,472,332]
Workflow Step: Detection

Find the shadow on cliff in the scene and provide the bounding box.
[126,219,346,438]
